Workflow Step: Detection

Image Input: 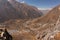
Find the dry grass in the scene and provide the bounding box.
[12,32,36,40]
[54,32,60,40]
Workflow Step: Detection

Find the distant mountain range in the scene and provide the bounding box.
[40,10,49,14]
[0,0,43,22]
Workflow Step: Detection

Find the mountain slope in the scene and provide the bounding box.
[0,0,43,22]
[0,0,20,22]
[31,5,60,24]
[8,0,43,19]
[25,5,60,40]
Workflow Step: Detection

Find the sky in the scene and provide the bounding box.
[17,0,60,10]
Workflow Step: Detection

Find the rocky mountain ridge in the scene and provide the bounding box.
[0,0,43,22]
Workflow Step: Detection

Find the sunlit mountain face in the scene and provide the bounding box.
[21,5,60,40]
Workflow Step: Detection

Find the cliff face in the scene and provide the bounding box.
[0,0,43,22]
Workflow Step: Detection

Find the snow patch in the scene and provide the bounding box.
[20,1,25,3]
[38,8,52,10]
